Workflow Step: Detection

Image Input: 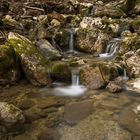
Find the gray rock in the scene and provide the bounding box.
[36,39,62,60]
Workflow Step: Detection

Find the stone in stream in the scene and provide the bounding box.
[64,100,93,125]
[7,32,52,86]
[106,81,123,93]
[0,102,25,126]
[118,106,140,135]
[80,63,120,90]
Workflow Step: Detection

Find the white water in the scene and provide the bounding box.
[99,38,121,58]
[123,69,129,81]
[66,28,78,54]
[69,30,74,53]
[53,70,87,97]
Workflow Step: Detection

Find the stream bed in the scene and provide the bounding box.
[0,82,140,140]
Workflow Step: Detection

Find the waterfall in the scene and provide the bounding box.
[65,28,78,53]
[72,72,79,86]
[51,69,87,97]
[69,30,74,53]
[99,38,121,58]
[123,69,129,81]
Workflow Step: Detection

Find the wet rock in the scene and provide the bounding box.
[134,136,140,140]
[106,81,123,93]
[28,119,60,140]
[37,98,63,109]
[24,107,45,123]
[11,134,33,140]
[0,44,20,85]
[118,108,140,135]
[36,39,62,60]
[8,32,52,86]
[64,100,93,125]
[50,61,71,81]
[75,28,110,54]
[0,102,25,125]
[17,99,35,110]
[80,63,119,89]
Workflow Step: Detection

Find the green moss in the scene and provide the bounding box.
[0,44,20,80]
[50,61,71,81]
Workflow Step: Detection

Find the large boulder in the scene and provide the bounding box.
[0,44,20,85]
[75,28,110,54]
[35,39,62,60]
[7,32,52,86]
[80,63,119,89]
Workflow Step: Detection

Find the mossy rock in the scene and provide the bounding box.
[119,31,140,55]
[7,32,52,86]
[0,44,20,85]
[132,17,140,32]
[50,61,71,81]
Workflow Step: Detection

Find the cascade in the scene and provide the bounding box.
[52,69,87,97]
[123,69,129,81]
[99,38,121,58]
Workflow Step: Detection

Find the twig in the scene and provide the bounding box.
[24,5,45,12]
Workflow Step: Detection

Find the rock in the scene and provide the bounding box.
[37,98,63,109]
[80,63,119,89]
[119,31,140,55]
[47,12,65,25]
[36,39,62,60]
[64,100,93,125]
[94,5,126,18]
[55,28,73,50]
[0,102,25,125]
[27,119,60,140]
[75,28,110,54]
[125,50,140,78]
[131,17,140,33]
[17,99,35,110]
[24,107,46,123]
[118,107,140,135]
[50,61,71,81]
[80,17,106,29]
[0,44,20,85]
[11,134,33,140]
[106,81,123,93]
[2,15,23,32]
[8,32,52,86]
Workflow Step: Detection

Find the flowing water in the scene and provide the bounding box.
[52,70,87,97]
[99,38,121,58]
[40,69,87,97]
